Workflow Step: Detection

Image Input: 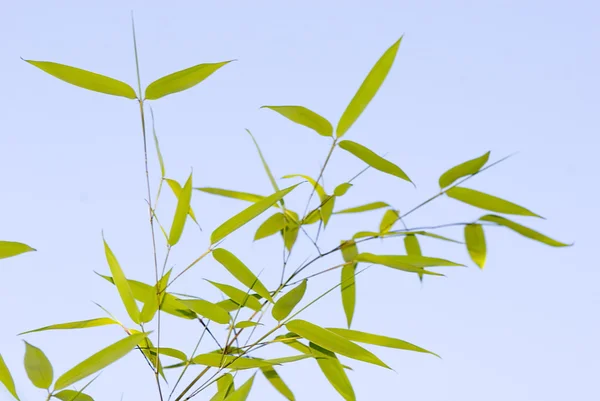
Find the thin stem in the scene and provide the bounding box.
[167,248,212,289]
[174,366,210,401]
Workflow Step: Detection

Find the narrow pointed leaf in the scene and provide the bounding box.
[446,187,541,217]
[192,354,271,370]
[246,129,282,201]
[339,140,411,183]
[261,366,295,401]
[479,215,570,247]
[263,105,332,137]
[409,231,462,244]
[215,294,262,313]
[404,235,422,256]
[335,201,389,214]
[255,213,286,241]
[145,347,187,362]
[337,38,402,137]
[54,332,147,390]
[102,239,140,324]
[379,209,400,233]
[180,299,230,324]
[145,61,232,100]
[327,328,438,357]
[20,318,118,335]
[213,249,273,302]
[439,151,490,189]
[282,174,326,201]
[165,178,199,224]
[334,183,352,197]
[207,281,263,312]
[140,290,159,324]
[53,390,94,401]
[196,187,266,203]
[272,280,307,321]
[224,374,255,401]
[234,321,262,329]
[24,60,136,99]
[286,320,389,368]
[0,241,36,260]
[356,253,463,268]
[150,108,166,177]
[465,224,486,269]
[309,343,355,401]
[340,240,358,328]
[169,173,193,246]
[23,342,53,389]
[211,373,234,401]
[0,355,19,400]
[283,224,300,252]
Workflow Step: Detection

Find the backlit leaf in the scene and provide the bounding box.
[146,347,187,362]
[180,299,230,324]
[465,224,486,269]
[20,318,118,335]
[23,342,53,389]
[309,343,355,401]
[261,366,295,401]
[272,280,307,322]
[207,281,263,312]
[439,151,490,189]
[338,140,411,183]
[321,196,336,227]
[223,374,255,401]
[145,61,232,100]
[327,328,438,357]
[379,209,400,233]
[283,224,300,252]
[356,253,462,268]
[24,60,136,99]
[340,240,358,328]
[0,241,36,260]
[334,183,352,197]
[211,373,234,401]
[404,235,422,256]
[479,215,570,247]
[191,354,272,370]
[0,354,19,400]
[165,178,199,225]
[408,231,462,244]
[53,390,94,401]
[102,239,140,324]
[262,105,332,137]
[336,37,402,137]
[169,173,193,246]
[213,248,273,302]
[446,187,541,218]
[196,187,266,203]
[234,321,262,329]
[255,213,286,241]
[335,201,389,214]
[246,130,282,204]
[282,174,326,201]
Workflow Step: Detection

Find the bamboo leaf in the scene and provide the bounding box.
[196,187,266,203]
[260,366,295,401]
[150,108,166,177]
[465,224,486,269]
[255,213,286,241]
[379,209,400,233]
[334,201,389,214]
[262,105,333,137]
[23,342,53,389]
[340,240,358,328]
[479,215,571,247]
[53,390,94,401]
[404,235,422,256]
[327,328,438,357]
[223,374,255,401]
[337,37,402,137]
[145,61,232,100]
[213,248,273,302]
[211,374,235,401]
[211,184,299,244]
[446,187,541,218]
[20,318,118,335]
[338,140,411,183]
[54,332,147,390]
[409,231,462,244]
[0,241,36,260]
[165,178,199,225]
[333,183,352,197]
[283,224,300,252]
[309,343,355,401]
[246,129,281,200]
[439,151,490,189]
[0,354,19,400]
[180,299,230,324]
[282,174,326,201]
[169,173,193,246]
[272,280,307,322]
[102,239,140,324]
[286,320,389,368]
[234,321,262,329]
[215,294,262,313]
[192,354,272,370]
[207,281,263,312]
[146,347,188,362]
[356,253,463,268]
[24,60,136,99]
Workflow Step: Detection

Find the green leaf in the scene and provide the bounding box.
[213,249,273,302]
[211,184,299,244]
[338,140,411,183]
[215,293,262,313]
[356,253,462,268]
[446,187,541,218]
[321,196,336,227]
[261,366,295,401]
[340,240,358,328]
[169,173,193,246]
[334,201,389,214]
[327,328,438,357]
[211,373,235,401]
[0,241,36,260]
[404,235,422,256]
[145,61,232,100]
[283,224,300,252]
[379,209,400,233]
[207,281,263,312]
[196,187,266,204]
[333,183,352,197]
[180,299,230,324]
[309,343,355,401]
[337,37,402,137]
[286,320,389,368]
[439,151,490,189]
[20,318,118,335]
[165,178,199,225]
[24,60,137,99]
[140,291,159,324]
[255,213,287,241]
[234,321,262,329]
[0,354,19,400]
[408,231,462,244]
[223,374,255,401]
[54,332,147,390]
[145,347,188,362]
[191,354,272,370]
[102,239,141,324]
[246,130,282,202]
[272,280,307,322]
[465,224,486,269]
[479,215,571,247]
[23,342,53,389]
[262,105,332,137]
[150,108,166,177]
[53,390,94,401]
[282,174,326,201]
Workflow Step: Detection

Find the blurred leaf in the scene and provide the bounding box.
[150,108,166,177]
[283,224,300,252]
[223,374,255,401]
[335,201,389,214]
[272,280,307,322]
[54,332,147,390]
[180,299,230,324]
[339,140,411,183]
[24,60,136,99]
[20,318,118,335]
[165,178,199,225]
[327,328,439,357]
[262,105,332,137]
[23,342,53,389]
[0,354,19,400]
[0,241,36,260]
[479,215,570,247]
[196,187,266,203]
[446,187,541,218]
[309,343,355,401]
[145,61,232,100]
[408,231,462,244]
[169,173,193,246]
[53,390,94,401]
[255,213,286,241]
[336,37,402,137]
[356,253,463,268]
[465,224,486,269]
[246,130,282,205]
[439,151,490,189]
[340,240,358,328]
[352,231,383,239]
[191,354,271,370]
[215,294,262,313]
[213,248,273,302]
[286,320,389,368]
[234,321,262,329]
[102,239,140,324]
[321,196,336,227]
[211,184,299,244]
[207,281,263,312]
[379,209,400,233]
[260,366,295,401]
[211,373,235,401]
[333,183,352,197]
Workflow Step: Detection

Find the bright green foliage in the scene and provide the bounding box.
[0,354,19,400]
[356,253,461,276]
[334,201,389,214]
[255,213,287,240]
[309,343,355,401]
[20,318,118,335]
[327,328,438,357]
[234,321,262,329]
[102,238,140,324]
[191,354,272,369]
[272,280,307,321]
[340,240,358,328]
[207,281,263,312]
[53,389,94,401]
[246,130,282,202]
[479,215,570,247]
[447,187,541,217]
[338,140,412,183]
[23,342,53,389]
[0,241,36,260]
[180,299,231,324]
[213,248,273,302]
[223,374,255,401]
[404,234,424,281]
[333,183,352,197]
[165,178,199,225]
[262,105,333,137]
[439,151,490,188]
[211,374,235,401]
[197,187,266,203]
[465,224,487,269]
[168,172,193,246]
[379,209,400,233]
[261,366,295,401]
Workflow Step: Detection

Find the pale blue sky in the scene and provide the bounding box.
[1,1,598,400]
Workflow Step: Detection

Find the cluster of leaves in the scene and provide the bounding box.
[0,25,569,401]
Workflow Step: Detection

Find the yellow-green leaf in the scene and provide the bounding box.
[340,240,358,328]
[169,173,193,246]
[272,280,307,322]
[0,354,19,400]
[20,318,118,335]
[145,61,232,100]
[215,294,262,313]
[140,290,159,324]
[479,215,570,247]
[338,140,411,183]
[255,213,286,241]
[102,239,140,324]
[196,187,266,203]
[223,374,255,401]
[309,343,355,401]
[439,151,490,189]
[145,347,187,362]
[283,224,300,252]
[356,253,462,268]
[213,248,273,302]
[211,373,235,401]
[207,281,263,312]
[234,321,262,329]
[191,354,271,370]
[180,299,230,324]
[333,183,352,197]
[404,235,422,256]
[262,105,332,137]
[0,241,36,260]
[327,328,438,357]
[282,174,326,201]
[335,202,389,215]
[165,178,199,225]
[246,130,282,205]
[260,366,295,401]
[286,320,389,368]
[446,187,541,218]
[150,108,166,177]
[379,209,400,233]
[23,342,53,389]
[24,60,136,99]
[408,231,462,244]
[53,390,94,401]
[54,332,147,390]
[465,224,486,269]
[321,196,336,227]
[211,184,299,244]
[336,37,402,137]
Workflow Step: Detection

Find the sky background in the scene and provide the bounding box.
[1,1,598,400]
